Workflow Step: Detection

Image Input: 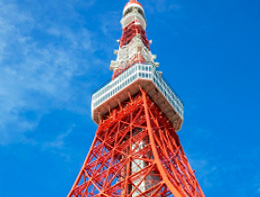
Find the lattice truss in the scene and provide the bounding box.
[69,90,204,197]
[110,21,158,79]
[110,36,156,69]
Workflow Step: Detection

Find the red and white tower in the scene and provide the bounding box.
[68,1,205,196]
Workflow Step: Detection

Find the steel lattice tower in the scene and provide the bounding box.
[68,1,205,196]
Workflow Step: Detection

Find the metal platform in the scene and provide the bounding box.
[91,63,184,131]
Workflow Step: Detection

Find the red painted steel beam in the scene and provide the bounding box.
[68,91,204,197]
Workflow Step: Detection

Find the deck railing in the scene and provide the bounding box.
[92,64,184,118]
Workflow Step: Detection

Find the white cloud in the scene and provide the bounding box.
[42,126,73,150]
[0,0,97,145]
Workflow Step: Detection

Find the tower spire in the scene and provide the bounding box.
[110,0,153,79]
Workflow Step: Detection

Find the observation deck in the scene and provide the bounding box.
[91,64,184,131]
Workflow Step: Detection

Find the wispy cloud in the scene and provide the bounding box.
[0,0,99,145]
[42,125,73,150]
[186,138,260,196]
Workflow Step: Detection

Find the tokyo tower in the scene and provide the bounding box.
[68,0,205,196]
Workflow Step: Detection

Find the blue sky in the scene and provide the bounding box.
[0,0,259,196]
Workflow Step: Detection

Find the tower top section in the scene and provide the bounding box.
[91,0,184,131]
[121,0,146,30]
[124,0,143,8]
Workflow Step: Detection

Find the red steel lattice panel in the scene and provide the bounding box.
[120,20,150,50]
[68,90,204,197]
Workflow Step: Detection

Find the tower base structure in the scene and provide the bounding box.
[68,89,204,197]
